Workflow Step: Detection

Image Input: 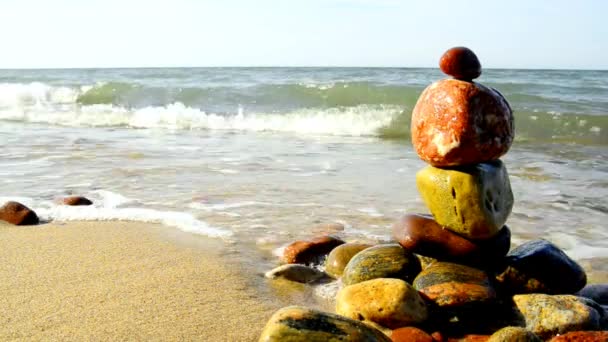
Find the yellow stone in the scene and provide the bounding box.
[416,160,513,240]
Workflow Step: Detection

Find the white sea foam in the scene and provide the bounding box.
[0,191,232,239]
[0,82,399,136]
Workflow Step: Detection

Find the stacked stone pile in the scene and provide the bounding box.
[262,47,608,341]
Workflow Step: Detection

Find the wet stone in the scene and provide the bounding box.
[282,235,345,265]
[513,294,603,339]
[342,244,421,286]
[61,196,93,206]
[411,79,513,167]
[259,305,391,342]
[416,161,514,240]
[0,201,39,226]
[324,243,372,279]
[487,327,542,342]
[496,239,587,295]
[391,326,433,342]
[439,47,482,81]
[336,278,428,329]
[413,262,496,308]
[576,284,608,306]
[264,264,326,284]
[393,214,510,265]
[549,331,608,342]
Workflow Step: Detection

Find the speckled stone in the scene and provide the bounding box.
[342,244,421,286]
[513,294,603,339]
[336,278,428,329]
[282,235,345,265]
[413,262,496,307]
[0,201,39,225]
[259,305,391,342]
[324,243,372,278]
[416,161,513,240]
[411,79,513,167]
[496,239,587,294]
[487,327,542,342]
[391,327,433,342]
[549,331,608,342]
[393,214,511,264]
[264,264,326,283]
[439,47,482,81]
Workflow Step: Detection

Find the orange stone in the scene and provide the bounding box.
[411,79,513,167]
[392,327,433,342]
[61,196,93,206]
[282,235,345,264]
[0,201,39,225]
[439,47,482,81]
[549,331,608,341]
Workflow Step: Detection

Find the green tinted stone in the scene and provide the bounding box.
[416,160,513,239]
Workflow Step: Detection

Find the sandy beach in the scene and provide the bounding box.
[0,221,279,341]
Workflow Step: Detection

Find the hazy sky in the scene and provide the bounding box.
[1,0,606,69]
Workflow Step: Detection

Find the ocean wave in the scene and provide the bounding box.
[0,81,606,144]
[0,101,401,136]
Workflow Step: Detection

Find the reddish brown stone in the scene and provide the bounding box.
[413,262,496,308]
[549,331,608,341]
[439,47,482,81]
[282,235,345,264]
[392,327,433,342]
[0,201,39,225]
[392,214,510,265]
[432,331,446,342]
[411,79,513,167]
[447,335,490,342]
[61,196,93,206]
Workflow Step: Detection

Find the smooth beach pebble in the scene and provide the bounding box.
[336,278,428,329]
[487,327,542,342]
[549,331,608,342]
[391,326,434,342]
[413,262,496,308]
[342,244,421,286]
[576,284,608,306]
[61,196,93,206]
[496,239,587,294]
[258,305,391,342]
[324,242,372,278]
[411,79,513,167]
[439,47,482,81]
[512,294,604,339]
[264,264,326,284]
[282,235,345,264]
[392,214,511,264]
[0,201,39,226]
[416,161,514,240]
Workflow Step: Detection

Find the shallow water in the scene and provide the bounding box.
[1,67,607,283]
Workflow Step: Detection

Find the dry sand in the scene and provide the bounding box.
[0,221,279,341]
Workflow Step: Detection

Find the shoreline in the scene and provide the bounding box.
[0,220,280,341]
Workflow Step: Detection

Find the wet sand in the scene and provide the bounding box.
[0,221,278,341]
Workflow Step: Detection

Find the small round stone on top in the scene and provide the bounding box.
[439,46,482,81]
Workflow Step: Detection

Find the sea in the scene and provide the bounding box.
[1,67,607,282]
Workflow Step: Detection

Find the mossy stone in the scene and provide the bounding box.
[342,244,421,286]
[259,306,391,341]
[416,160,513,240]
[324,243,372,279]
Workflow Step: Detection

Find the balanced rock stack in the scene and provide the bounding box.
[259,48,606,342]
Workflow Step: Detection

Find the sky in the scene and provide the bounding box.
[0,0,606,69]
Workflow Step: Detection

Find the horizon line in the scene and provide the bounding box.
[1,65,607,72]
